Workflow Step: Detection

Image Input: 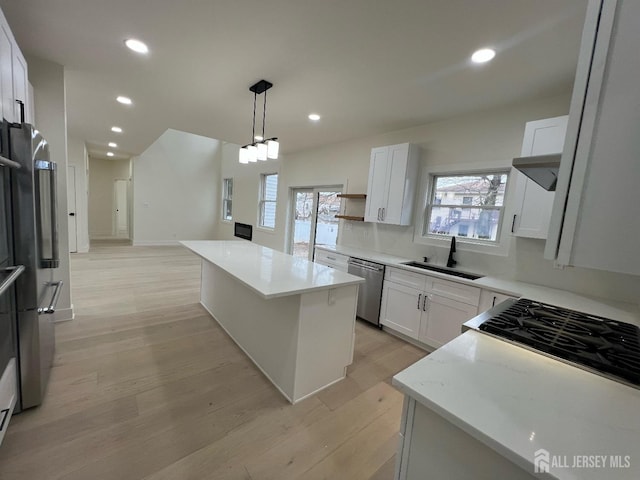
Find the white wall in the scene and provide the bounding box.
[133,129,221,245]
[27,55,73,322]
[217,142,282,247]
[67,136,89,252]
[88,157,130,239]
[219,93,640,305]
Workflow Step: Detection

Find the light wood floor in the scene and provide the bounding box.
[0,243,426,480]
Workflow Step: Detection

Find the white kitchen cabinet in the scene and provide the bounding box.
[418,294,479,349]
[313,248,349,272]
[381,267,480,349]
[546,0,640,275]
[477,289,516,313]
[0,8,29,124]
[511,116,568,239]
[380,281,423,338]
[364,143,419,226]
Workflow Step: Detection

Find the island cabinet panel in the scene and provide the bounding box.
[396,398,537,480]
[199,260,358,403]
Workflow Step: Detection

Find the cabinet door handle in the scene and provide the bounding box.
[0,408,9,431]
[492,296,497,307]
[377,208,380,221]
[417,293,422,310]
[511,214,517,233]
[382,207,386,221]
[422,294,428,311]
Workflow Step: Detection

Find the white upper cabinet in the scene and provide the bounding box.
[0,7,29,124]
[364,143,419,225]
[546,0,640,275]
[511,115,568,239]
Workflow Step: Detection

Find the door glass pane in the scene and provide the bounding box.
[292,191,314,259]
[315,191,340,248]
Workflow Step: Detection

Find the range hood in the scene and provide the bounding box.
[512,153,561,191]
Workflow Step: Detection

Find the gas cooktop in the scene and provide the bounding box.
[476,298,640,388]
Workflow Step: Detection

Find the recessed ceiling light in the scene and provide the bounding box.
[471,48,496,64]
[107,152,114,157]
[308,113,321,121]
[108,142,117,148]
[111,126,122,133]
[254,135,264,141]
[116,96,132,105]
[125,38,149,54]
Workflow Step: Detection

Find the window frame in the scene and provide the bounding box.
[413,163,515,257]
[222,177,233,222]
[258,173,279,230]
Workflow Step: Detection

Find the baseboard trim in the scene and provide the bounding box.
[53,306,74,323]
[132,240,181,246]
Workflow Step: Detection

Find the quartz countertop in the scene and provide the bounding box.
[315,245,639,324]
[393,330,640,480]
[181,240,364,299]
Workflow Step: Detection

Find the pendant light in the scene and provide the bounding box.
[238,79,279,164]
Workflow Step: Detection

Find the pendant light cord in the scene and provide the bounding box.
[251,91,257,144]
[262,89,267,140]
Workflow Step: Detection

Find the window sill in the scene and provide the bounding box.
[413,233,511,257]
[256,226,276,234]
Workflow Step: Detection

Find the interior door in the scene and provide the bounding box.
[290,187,341,261]
[113,179,128,238]
[67,165,77,253]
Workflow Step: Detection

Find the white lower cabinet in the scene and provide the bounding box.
[418,294,479,349]
[477,290,517,313]
[313,248,349,272]
[381,267,480,349]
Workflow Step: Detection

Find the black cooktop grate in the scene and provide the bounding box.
[479,298,640,387]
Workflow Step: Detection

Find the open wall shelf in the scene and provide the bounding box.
[337,193,367,199]
[335,215,365,221]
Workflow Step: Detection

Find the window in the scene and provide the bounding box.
[259,173,278,229]
[222,178,233,221]
[423,172,508,243]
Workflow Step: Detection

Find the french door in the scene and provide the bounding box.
[289,187,342,261]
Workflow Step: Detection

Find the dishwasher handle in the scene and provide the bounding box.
[348,258,385,272]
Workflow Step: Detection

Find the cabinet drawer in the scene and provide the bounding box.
[314,249,349,267]
[430,278,480,306]
[0,358,17,446]
[385,267,428,290]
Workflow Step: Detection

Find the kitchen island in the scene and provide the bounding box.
[181,240,364,403]
[392,330,640,480]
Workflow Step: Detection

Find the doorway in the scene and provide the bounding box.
[67,165,77,252]
[289,187,342,261]
[113,179,129,239]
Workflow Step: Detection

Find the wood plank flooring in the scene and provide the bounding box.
[0,243,426,479]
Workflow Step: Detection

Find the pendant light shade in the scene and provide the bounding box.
[267,138,279,159]
[247,144,258,162]
[239,147,249,164]
[257,142,268,161]
[238,79,279,164]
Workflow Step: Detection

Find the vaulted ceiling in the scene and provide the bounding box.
[0,0,588,160]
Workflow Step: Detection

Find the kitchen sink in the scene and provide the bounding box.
[401,261,484,280]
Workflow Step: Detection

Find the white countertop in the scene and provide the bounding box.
[393,330,640,480]
[181,240,364,299]
[315,245,639,324]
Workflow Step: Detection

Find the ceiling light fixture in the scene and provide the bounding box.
[111,126,122,133]
[108,142,117,148]
[471,48,496,64]
[308,113,321,121]
[107,152,114,157]
[116,96,132,105]
[239,79,279,164]
[125,38,149,54]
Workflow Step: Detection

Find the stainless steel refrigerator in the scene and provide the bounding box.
[3,120,62,411]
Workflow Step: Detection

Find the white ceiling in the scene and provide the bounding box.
[0,0,588,161]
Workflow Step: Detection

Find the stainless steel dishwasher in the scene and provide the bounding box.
[347,257,385,327]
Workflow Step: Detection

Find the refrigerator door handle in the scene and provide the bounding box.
[38,281,63,315]
[34,160,59,269]
[0,155,20,169]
